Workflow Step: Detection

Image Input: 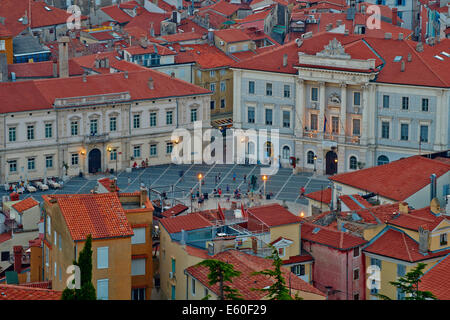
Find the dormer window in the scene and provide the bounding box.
[440,233,447,246]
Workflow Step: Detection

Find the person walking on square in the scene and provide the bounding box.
[300,186,305,198]
[233,173,236,182]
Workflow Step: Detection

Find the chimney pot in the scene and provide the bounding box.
[401,60,405,72]
[407,53,412,62]
[148,77,154,89]
[392,8,398,26]
[13,245,23,273]
[282,53,288,67]
[124,71,129,79]
[83,74,87,82]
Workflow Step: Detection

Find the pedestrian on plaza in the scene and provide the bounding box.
[233,173,236,182]
[243,174,247,183]
[300,186,305,198]
[215,175,218,184]
[145,158,149,167]
[218,173,221,181]
[218,188,222,197]
[226,184,230,192]
[128,177,131,185]
[179,170,184,181]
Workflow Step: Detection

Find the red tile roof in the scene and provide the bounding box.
[0,232,12,244]
[330,156,450,201]
[0,69,211,114]
[125,43,176,56]
[214,28,252,43]
[19,281,52,289]
[124,11,171,37]
[339,202,402,225]
[161,204,189,218]
[339,194,372,211]
[363,227,450,262]
[247,203,301,228]
[301,222,367,250]
[305,187,332,204]
[11,197,39,213]
[43,193,133,241]
[8,60,84,79]
[159,31,204,43]
[177,18,208,34]
[388,207,446,232]
[185,249,325,299]
[159,212,213,234]
[282,253,314,265]
[419,254,450,300]
[200,0,241,17]
[0,284,62,300]
[101,5,133,24]
[185,245,210,259]
[175,43,236,69]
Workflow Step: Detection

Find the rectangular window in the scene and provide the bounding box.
[47,216,51,235]
[220,69,226,76]
[220,99,225,109]
[353,247,360,257]
[133,146,141,158]
[71,121,78,136]
[110,149,117,161]
[8,127,16,142]
[90,119,98,135]
[440,233,448,246]
[131,258,146,276]
[109,117,117,132]
[27,158,35,171]
[397,288,405,300]
[171,258,176,273]
[284,85,290,98]
[97,279,109,300]
[311,87,318,102]
[265,109,272,125]
[310,114,318,131]
[383,95,389,108]
[354,293,359,300]
[27,125,34,140]
[209,70,215,78]
[190,109,197,122]
[402,97,409,110]
[149,112,157,127]
[331,116,339,134]
[420,125,428,143]
[46,156,53,169]
[381,121,390,139]
[401,123,409,141]
[210,83,216,92]
[282,110,290,128]
[247,107,255,123]
[166,111,173,125]
[191,278,196,295]
[353,268,360,280]
[97,247,109,269]
[59,234,62,251]
[370,258,382,270]
[132,288,145,300]
[353,92,361,106]
[210,100,215,110]
[248,81,255,94]
[422,98,429,112]
[291,264,305,276]
[131,227,146,244]
[266,83,272,96]
[150,144,157,156]
[71,153,79,165]
[397,264,406,277]
[220,81,226,92]
[45,123,53,138]
[352,119,360,135]
[196,70,201,80]
[133,114,140,129]
[9,160,17,172]
[166,142,173,154]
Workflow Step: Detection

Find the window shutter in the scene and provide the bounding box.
[97,279,109,300]
[131,228,146,244]
[97,247,109,269]
[131,258,146,276]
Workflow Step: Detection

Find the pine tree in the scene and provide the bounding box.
[62,234,96,300]
[377,263,437,300]
[197,259,243,300]
[251,246,296,300]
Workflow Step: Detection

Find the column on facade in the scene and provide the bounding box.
[232,69,242,129]
[340,82,347,139]
[434,89,444,149]
[360,83,369,145]
[318,81,326,137]
[295,78,306,137]
[367,83,377,145]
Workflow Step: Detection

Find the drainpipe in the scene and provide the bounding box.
[185,270,189,300]
[176,98,179,129]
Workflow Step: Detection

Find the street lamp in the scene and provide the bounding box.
[313,155,317,173]
[262,175,268,197]
[107,147,118,177]
[198,173,203,195]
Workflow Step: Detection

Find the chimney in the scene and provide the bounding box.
[52,59,58,78]
[399,202,409,214]
[170,72,175,78]
[140,186,148,207]
[148,77,154,89]
[124,71,129,79]
[13,245,23,273]
[82,73,87,82]
[0,53,8,82]
[58,36,70,78]
[344,29,349,36]
[416,42,424,52]
[392,8,398,26]
[336,20,343,26]
[150,22,155,37]
[400,60,405,72]
[407,53,412,62]
[418,226,429,254]
[105,58,110,68]
[430,173,437,201]
[398,33,403,41]
[282,53,288,67]
[325,23,332,31]
[384,32,392,39]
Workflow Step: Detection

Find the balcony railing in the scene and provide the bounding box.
[84,133,110,144]
[54,92,131,108]
[303,130,361,145]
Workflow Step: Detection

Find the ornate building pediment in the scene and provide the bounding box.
[328,92,341,106]
[316,38,351,60]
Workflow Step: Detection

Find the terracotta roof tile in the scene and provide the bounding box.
[247,203,301,228]
[161,204,189,218]
[305,188,332,204]
[388,207,445,232]
[330,156,450,201]
[339,194,372,211]
[301,222,367,250]
[419,254,450,300]
[185,249,324,299]
[46,193,133,241]
[159,212,213,234]
[0,284,61,300]
[214,28,252,43]
[11,197,39,213]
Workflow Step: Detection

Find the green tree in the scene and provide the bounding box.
[377,263,437,300]
[197,259,243,300]
[251,246,297,300]
[62,234,96,300]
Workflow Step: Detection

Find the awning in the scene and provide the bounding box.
[211,118,233,128]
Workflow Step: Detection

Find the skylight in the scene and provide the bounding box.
[44,6,52,11]
[434,55,444,61]
[441,51,450,58]
[393,56,402,62]
[312,227,321,234]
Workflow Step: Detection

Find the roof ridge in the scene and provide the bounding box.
[401,231,414,262]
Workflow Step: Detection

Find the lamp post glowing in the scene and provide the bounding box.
[198,173,203,195]
[107,146,118,177]
[313,155,317,173]
[262,175,268,197]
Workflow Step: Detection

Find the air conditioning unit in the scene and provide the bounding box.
[169,272,174,279]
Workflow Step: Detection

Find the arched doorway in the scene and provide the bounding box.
[325,151,338,175]
[88,148,101,174]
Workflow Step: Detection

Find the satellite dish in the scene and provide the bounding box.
[430,198,441,214]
